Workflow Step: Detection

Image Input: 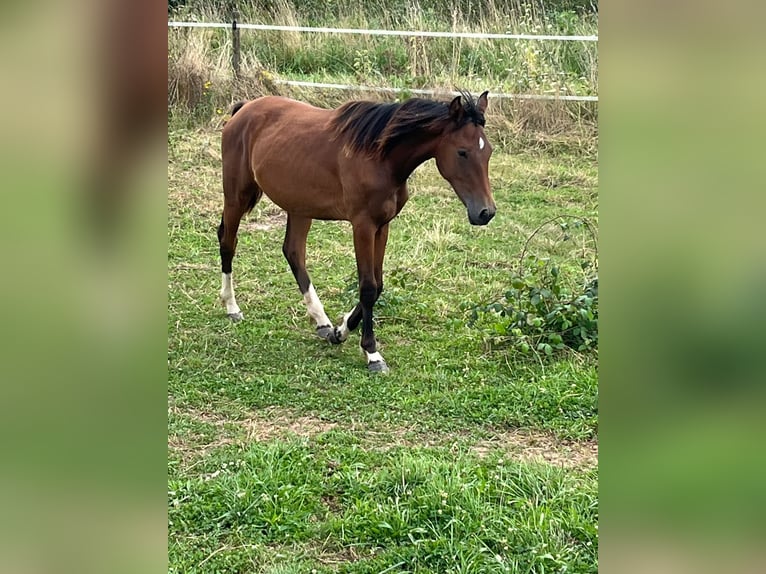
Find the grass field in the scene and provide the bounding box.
[168,123,598,572]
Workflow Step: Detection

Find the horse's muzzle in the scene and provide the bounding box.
[468,206,496,226]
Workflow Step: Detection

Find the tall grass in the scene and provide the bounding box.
[168,0,598,148]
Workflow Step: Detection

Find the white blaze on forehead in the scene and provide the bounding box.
[479,136,485,150]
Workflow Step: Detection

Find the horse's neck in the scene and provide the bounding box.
[387,133,440,183]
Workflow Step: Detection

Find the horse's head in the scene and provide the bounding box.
[434,91,496,226]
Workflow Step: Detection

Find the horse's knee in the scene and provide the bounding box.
[359,280,378,307]
[376,282,383,300]
[217,219,224,243]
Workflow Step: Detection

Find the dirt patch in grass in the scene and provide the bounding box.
[168,428,235,468]
[172,404,337,440]
[321,494,343,514]
[314,545,364,566]
[470,428,597,469]
[169,404,338,468]
[355,426,597,469]
[241,209,287,232]
[266,541,364,567]
[169,404,596,470]
[538,171,595,190]
[242,408,337,441]
[339,423,597,469]
[167,404,238,467]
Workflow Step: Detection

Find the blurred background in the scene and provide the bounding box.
[0,0,764,571]
[0,0,166,572]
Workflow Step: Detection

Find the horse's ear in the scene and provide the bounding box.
[448,96,464,123]
[477,91,489,114]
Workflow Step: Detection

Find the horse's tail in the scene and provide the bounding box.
[230,101,247,116]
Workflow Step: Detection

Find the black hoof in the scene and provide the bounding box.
[327,328,345,345]
[368,360,390,373]
[227,312,244,322]
[317,325,345,345]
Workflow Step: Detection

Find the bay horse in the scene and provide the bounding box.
[218,91,495,372]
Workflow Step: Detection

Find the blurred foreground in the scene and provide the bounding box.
[0,0,167,572]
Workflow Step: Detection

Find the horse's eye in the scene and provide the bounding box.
[457,149,468,158]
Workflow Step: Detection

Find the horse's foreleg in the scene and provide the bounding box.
[373,223,389,301]
[330,223,388,345]
[283,215,334,338]
[328,304,360,344]
[352,221,388,373]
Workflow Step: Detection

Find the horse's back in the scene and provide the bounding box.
[222,96,347,219]
[225,96,329,133]
[223,96,335,154]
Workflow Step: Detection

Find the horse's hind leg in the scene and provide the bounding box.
[282,214,334,339]
[218,183,261,321]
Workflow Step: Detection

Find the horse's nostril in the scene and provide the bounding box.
[479,208,494,224]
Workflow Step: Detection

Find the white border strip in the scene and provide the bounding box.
[167,21,598,42]
[274,80,598,102]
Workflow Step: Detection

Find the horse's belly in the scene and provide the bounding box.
[253,165,346,220]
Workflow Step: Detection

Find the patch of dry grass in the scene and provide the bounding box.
[169,404,597,472]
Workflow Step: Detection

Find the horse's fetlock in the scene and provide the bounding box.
[361,340,376,354]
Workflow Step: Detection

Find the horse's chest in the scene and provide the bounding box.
[395,185,410,214]
[376,186,409,223]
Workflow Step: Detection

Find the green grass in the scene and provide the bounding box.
[169,440,596,573]
[168,126,597,572]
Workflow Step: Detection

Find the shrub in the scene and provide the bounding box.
[467,217,597,358]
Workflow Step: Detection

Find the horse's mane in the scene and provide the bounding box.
[330,92,485,158]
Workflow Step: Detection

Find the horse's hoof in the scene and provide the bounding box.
[317,325,345,345]
[227,312,244,322]
[316,325,334,340]
[327,328,345,345]
[368,359,390,374]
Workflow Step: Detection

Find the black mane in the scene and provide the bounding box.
[330,92,485,158]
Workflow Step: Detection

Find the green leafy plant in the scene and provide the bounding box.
[468,217,598,358]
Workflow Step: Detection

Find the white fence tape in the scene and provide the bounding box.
[168,20,598,102]
[167,21,598,42]
[274,80,598,102]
